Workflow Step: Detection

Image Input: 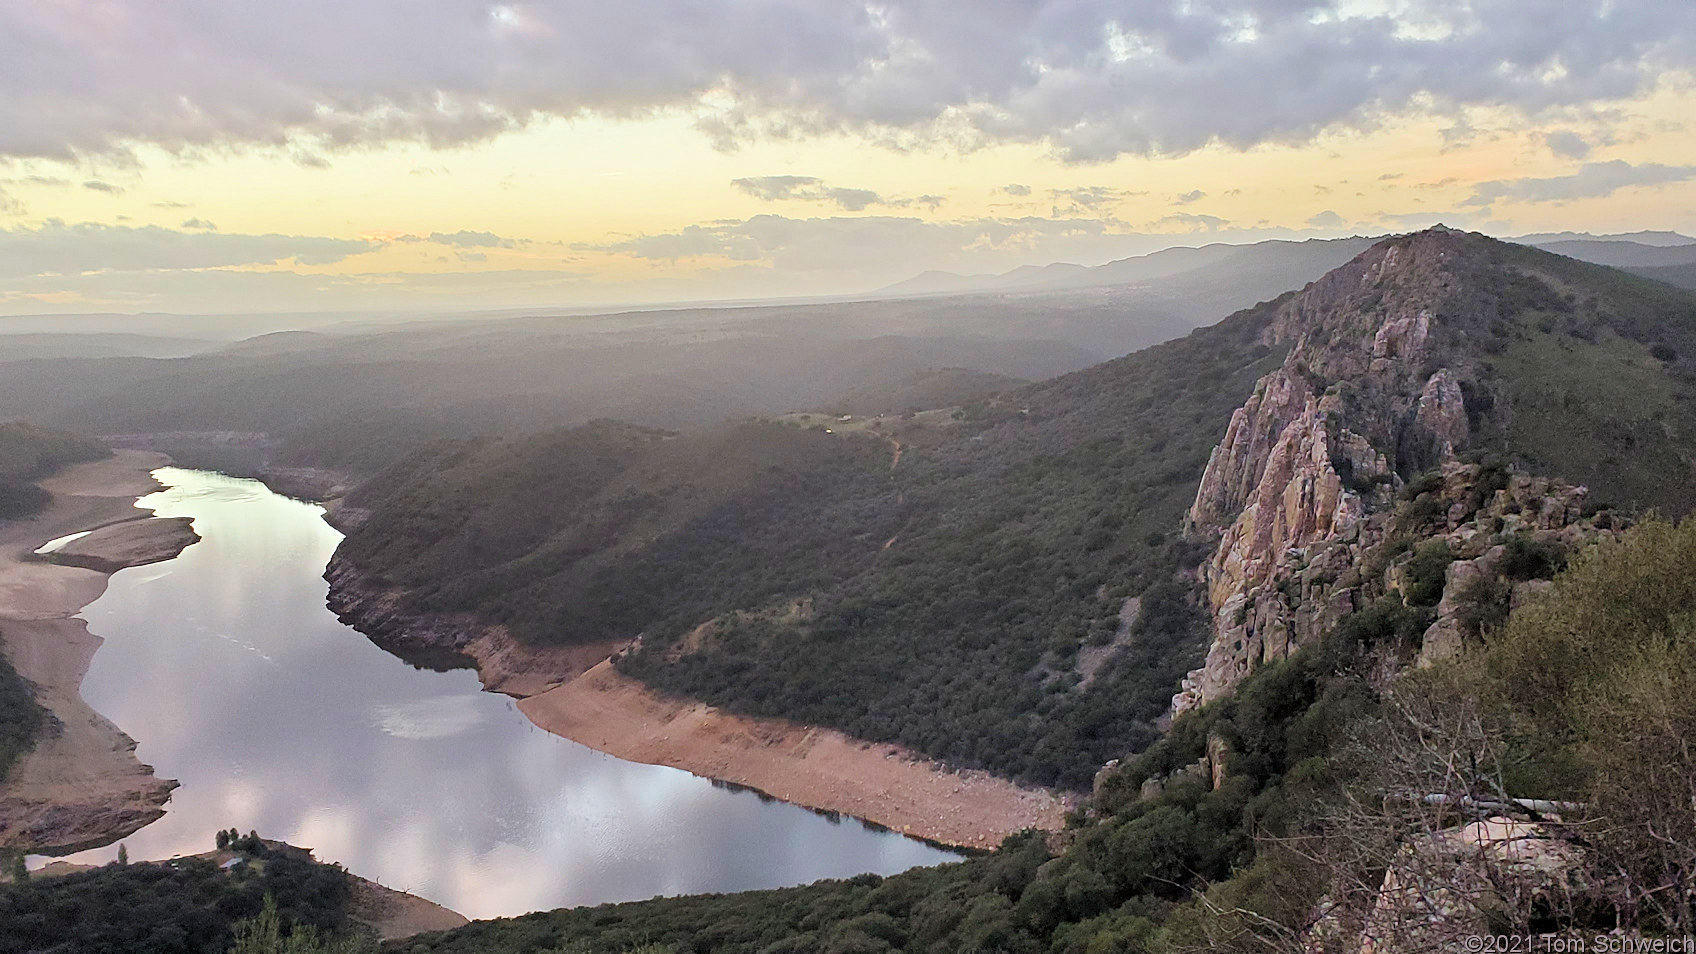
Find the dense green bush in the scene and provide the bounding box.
[0,652,46,782]
[0,421,109,520]
[0,848,354,954]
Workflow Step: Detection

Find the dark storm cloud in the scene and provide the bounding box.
[1464,160,1696,207]
[0,220,380,278]
[3,1,1690,162]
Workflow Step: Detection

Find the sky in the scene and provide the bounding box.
[1,0,1694,316]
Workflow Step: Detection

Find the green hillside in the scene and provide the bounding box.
[824,368,1029,416]
[337,299,1291,788]
[0,421,109,520]
[0,842,366,954]
[338,231,1696,793]
[1627,262,1696,291]
[1474,242,1696,514]
[392,516,1696,953]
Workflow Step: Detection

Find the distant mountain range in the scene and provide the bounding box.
[875,229,1696,298]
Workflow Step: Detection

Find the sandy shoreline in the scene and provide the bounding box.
[0,451,200,854]
[326,556,1071,850]
[521,660,1071,850]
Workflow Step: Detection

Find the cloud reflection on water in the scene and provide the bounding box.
[56,468,957,918]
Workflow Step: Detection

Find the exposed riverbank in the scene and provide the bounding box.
[325,555,1071,850]
[521,660,1071,850]
[0,451,200,853]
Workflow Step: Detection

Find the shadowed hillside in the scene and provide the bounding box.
[374,229,1696,951]
[335,229,1696,793]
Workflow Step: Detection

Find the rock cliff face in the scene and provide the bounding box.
[1174,230,1620,711]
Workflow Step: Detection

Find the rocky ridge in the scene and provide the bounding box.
[1175,229,1623,712]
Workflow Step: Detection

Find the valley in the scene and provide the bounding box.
[8,6,1696,947]
[3,228,1696,951]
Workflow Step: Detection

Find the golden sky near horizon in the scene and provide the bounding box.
[1,1,1693,314]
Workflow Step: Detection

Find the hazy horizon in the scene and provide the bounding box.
[2,226,1691,325]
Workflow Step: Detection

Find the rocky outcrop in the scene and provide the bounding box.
[1174,230,1622,712]
[1305,816,1595,954]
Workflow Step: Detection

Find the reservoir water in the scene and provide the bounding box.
[55,469,956,918]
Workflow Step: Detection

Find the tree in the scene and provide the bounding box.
[218,829,231,850]
[230,895,375,954]
[1483,516,1696,935]
[116,843,128,866]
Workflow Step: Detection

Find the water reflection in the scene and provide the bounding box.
[56,469,957,918]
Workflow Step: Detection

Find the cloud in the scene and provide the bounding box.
[1306,210,1346,228]
[82,180,123,194]
[395,229,522,248]
[588,214,1139,271]
[1464,160,1696,207]
[1049,186,1138,215]
[428,229,518,248]
[1003,183,1032,197]
[180,218,218,231]
[731,176,888,211]
[0,265,591,315]
[0,187,21,217]
[1176,190,1206,205]
[582,212,1320,281]
[0,220,379,278]
[3,2,1691,162]
[1,211,1377,313]
[1152,212,1229,231]
[1542,131,1592,159]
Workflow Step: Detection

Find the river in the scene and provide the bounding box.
[54,468,956,918]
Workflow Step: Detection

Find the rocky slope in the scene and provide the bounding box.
[1177,228,1643,710]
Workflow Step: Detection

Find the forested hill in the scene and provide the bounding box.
[332,228,1696,793]
[336,295,1291,789]
[0,422,109,520]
